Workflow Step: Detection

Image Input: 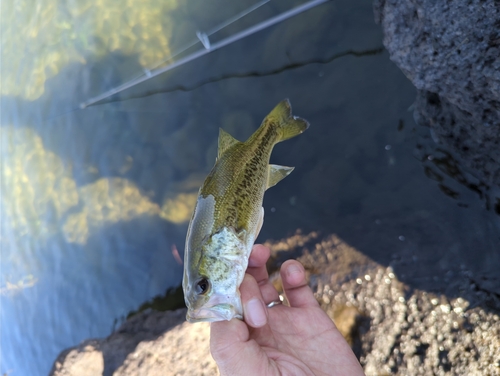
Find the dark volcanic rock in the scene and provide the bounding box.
[373,0,500,188]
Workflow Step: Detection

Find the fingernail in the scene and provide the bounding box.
[246,298,267,327]
[286,264,302,278]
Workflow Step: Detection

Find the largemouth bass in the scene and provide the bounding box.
[183,99,309,322]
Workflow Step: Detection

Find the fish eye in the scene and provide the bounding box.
[195,278,210,295]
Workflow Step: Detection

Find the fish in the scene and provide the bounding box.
[182,99,309,322]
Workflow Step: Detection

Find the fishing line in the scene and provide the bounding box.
[35,0,330,124]
[80,0,330,109]
[31,0,271,124]
[89,46,385,107]
[99,0,271,106]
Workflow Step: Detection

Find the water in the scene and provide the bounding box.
[1,0,499,375]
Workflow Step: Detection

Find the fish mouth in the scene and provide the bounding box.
[186,304,242,323]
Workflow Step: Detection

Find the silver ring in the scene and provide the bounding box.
[267,299,282,308]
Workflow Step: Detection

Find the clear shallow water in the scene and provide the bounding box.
[1,0,499,375]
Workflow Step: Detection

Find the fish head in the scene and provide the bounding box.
[183,257,244,322]
[183,229,247,323]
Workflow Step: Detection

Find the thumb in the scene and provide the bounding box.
[210,319,254,374]
[210,274,270,375]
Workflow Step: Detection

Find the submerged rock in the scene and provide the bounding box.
[373,0,500,189]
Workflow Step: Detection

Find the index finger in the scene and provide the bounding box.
[248,244,270,269]
[247,244,271,284]
[246,244,279,304]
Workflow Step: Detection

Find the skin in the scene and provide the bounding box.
[210,244,366,376]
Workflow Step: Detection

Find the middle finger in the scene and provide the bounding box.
[247,244,280,304]
[247,244,271,283]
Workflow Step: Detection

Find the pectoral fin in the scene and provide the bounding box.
[266,164,294,189]
[212,228,246,261]
[217,128,240,160]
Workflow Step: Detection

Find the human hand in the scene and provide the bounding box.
[210,244,365,376]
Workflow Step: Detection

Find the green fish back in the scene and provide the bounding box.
[200,99,309,238]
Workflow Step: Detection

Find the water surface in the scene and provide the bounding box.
[1,0,499,374]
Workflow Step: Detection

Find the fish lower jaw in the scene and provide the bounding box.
[186,304,243,323]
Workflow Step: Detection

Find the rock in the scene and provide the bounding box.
[50,233,500,375]
[52,343,104,376]
[113,319,216,376]
[277,233,500,375]
[332,305,364,347]
[49,309,217,376]
[373,0,500,188]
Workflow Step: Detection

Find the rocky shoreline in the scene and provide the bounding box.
[50,232,500,375]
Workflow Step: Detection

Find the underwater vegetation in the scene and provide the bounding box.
[1,126,199,244]
[1,0,179,99]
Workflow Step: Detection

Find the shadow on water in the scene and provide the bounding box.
[416,133,500,216]
[126,285,185,320]
[260,104,500,309]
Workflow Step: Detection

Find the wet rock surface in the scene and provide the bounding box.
[373,0,500,189]
[50,233,500,376]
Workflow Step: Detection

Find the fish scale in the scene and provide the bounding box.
[183,99,309,322]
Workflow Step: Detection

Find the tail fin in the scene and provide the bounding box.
[266,99,309,142]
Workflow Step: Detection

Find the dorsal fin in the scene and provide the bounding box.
[217,128,240,160]
[266,164,294,189]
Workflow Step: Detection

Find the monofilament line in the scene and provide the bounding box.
[80,0,329,109]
